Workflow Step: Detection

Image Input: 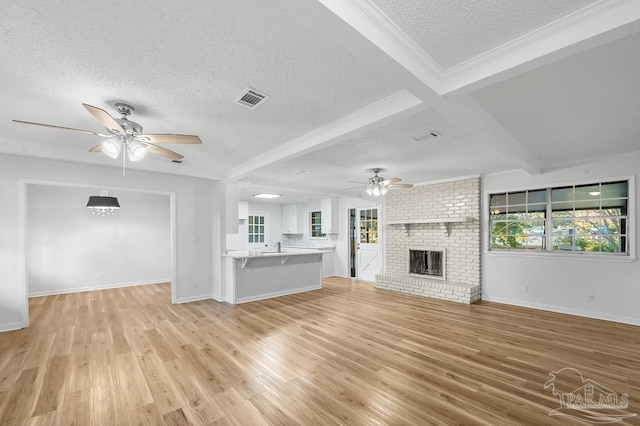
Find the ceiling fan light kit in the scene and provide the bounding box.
[14,102,202,176]
[364,168,411,197]
[101,139,121,159]
[126,140,147,162]
[87,190,120,216]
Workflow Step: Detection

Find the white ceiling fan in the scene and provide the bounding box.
[14,103,202,175]
[347,168,413,196]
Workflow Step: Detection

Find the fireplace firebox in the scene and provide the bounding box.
[409,248,445,280]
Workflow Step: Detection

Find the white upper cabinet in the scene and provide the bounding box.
[282,203,304,234]
[238,201,249,221]
[321,197,339,234]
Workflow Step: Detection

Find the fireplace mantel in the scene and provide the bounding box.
[385,217,475,236]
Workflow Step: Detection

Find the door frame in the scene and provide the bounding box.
[355,205,383,282]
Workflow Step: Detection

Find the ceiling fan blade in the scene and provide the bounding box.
[381,177,401,186]
[343,185,366,190]
[12,120,110,137]
[136,134,202,144]
[347,180,368,185]
[141,142,184,160]
[82,103,125,134]
[388,183,413,189]
[88,144,103,153]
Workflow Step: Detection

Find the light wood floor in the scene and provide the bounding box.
[0,277,638,425]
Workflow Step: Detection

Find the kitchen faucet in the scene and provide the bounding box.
[276,241,281,253]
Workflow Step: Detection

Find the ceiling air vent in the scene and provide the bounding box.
[413,130,441,142]
[234,87,270,109]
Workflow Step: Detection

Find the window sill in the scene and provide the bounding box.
[485,250,637,263]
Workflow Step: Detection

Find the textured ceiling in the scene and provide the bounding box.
[0,0,398,176]
[371,0,599,69]
[241,108,517,198]
[1,0,639,201]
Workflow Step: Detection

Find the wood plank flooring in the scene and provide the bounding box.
[0,277,639,425]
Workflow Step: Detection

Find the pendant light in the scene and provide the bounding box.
[87,190,120,216]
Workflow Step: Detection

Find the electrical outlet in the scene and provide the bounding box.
[586,293,594,302]
[521,285,528,293]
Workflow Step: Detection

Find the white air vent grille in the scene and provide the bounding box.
[413,130,441,142]
[235,87,270,109]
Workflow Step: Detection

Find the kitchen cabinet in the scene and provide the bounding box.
[238,201,249,220]
[282,203,304,234]
[321,197,339,234]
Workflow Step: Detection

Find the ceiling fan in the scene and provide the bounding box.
[13,103,202,175]
[347,168,413,196]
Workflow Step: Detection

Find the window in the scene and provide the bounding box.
[248,214,266,245]
[310,211,325,238]
[359,208,378,244]
[489,180,628,255]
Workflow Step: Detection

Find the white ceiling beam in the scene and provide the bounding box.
[226,89,423,180]
[442,0,640,97]
[318,0,543,174]
[316,0,444,93]
[239,178,363,199]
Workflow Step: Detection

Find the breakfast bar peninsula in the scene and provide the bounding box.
[223,249,326,304]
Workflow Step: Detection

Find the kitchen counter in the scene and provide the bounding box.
[224,248,328,258]
[223,250,325,304]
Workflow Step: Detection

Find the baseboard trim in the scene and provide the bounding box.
[175,294,213,304]
[28,279,172,297]
[482,295,640,326]
[236,284,321,304]
[0,321,28,333]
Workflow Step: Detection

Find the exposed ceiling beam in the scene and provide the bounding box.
[226,89,423,180]
[442,0,640,97]
[318,0,544,174]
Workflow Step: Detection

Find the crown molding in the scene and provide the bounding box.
[442,0,640,96]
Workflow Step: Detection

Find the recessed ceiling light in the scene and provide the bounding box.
[253,193,281,199]
[588,191,601,196]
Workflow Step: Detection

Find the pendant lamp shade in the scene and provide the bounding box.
[87,190,120,215]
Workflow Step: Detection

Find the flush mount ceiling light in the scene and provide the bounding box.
[87,190,120,216]
[253,193,281,199]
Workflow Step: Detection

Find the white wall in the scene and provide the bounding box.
[482,153,640,325]
[27,185,171,295]
[0,153,220,332]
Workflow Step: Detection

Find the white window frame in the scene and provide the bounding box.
[247,211,269,249]
[309,210,326,239]
[485,176,635,261]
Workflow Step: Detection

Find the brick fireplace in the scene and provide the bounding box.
[375,178,481,304]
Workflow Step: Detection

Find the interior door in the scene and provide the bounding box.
[356,207,382,282]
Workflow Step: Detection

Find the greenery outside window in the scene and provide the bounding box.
[359,208,378,244]
[489,180,628,254]
[310,211,326,238]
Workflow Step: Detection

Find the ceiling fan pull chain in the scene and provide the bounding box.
[122,146,126,177]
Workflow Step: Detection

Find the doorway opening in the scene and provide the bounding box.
[349,208,356,278]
